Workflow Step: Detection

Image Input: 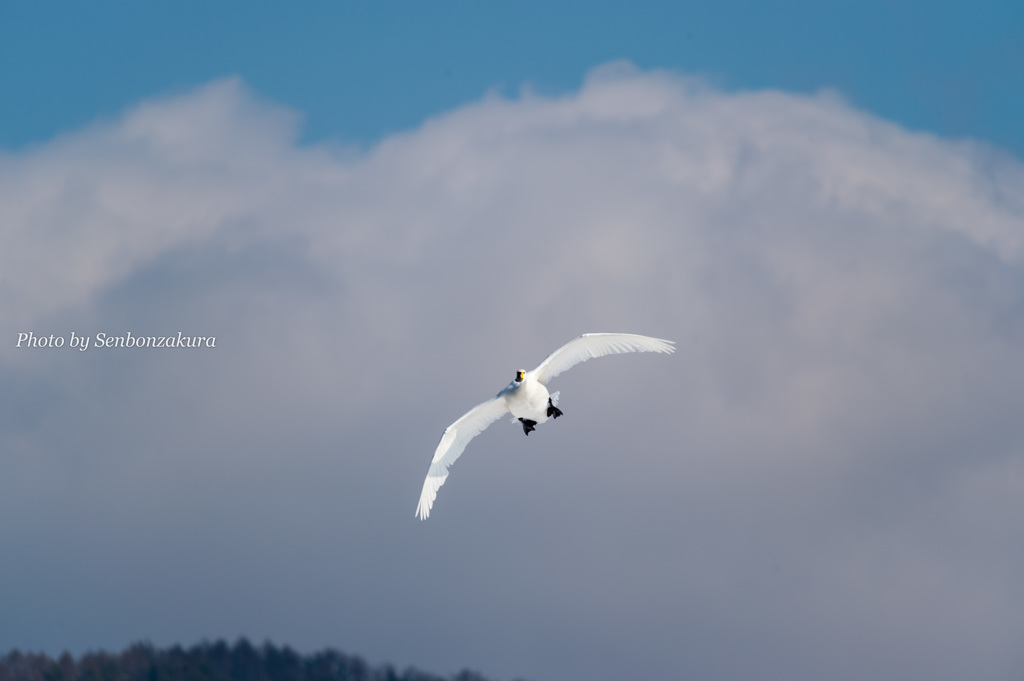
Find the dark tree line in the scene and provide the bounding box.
[0,640,500,681]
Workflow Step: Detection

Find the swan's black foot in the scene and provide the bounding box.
[518,418,537,435]
[546,398,563,419]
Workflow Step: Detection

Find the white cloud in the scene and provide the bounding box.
[2,63,1024,681]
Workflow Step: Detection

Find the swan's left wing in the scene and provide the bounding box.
[532,333,675,385]
[415,396,510,520]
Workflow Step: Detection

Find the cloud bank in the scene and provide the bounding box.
[2,62,1024,681]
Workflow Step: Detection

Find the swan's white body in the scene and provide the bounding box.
[415,332,675,519]
[502,371,552,424]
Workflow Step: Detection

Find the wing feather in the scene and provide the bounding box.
[532,333,675,384]
[415,396,509,520]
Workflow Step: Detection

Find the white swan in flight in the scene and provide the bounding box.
[415,332,675,519]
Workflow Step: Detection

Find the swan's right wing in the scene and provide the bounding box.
[415,396,510,520]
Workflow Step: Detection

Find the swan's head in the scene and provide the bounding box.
[515,370,525,383]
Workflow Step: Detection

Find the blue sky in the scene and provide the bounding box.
[2,1,1023,155]
[3,5,1024,681]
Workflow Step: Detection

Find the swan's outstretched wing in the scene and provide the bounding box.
[415,396,510,520]
[532,333,675,385]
